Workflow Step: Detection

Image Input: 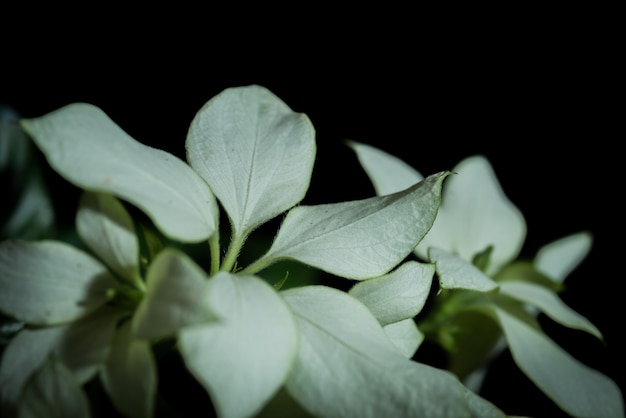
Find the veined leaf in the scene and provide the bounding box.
[498,280,603,340]
[253,172,449,280]
[20,103,217,243]
[186,85,315,237]
[101,321,156,418]
[179,272,298,418]
[383,318,424,358]
[0,307,121,414]
[132,249,215,340]
[0,240,117,325]
[76,192,142,289]
[348,261,434,325]
[428,247,499,292]
[282,285,502,418]
[17,355,91,418]
[489,304,624,418]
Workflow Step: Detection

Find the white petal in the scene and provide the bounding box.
[255,172,449,280]
[179,272,298,418]
[347,140,424,195]
[132,249,214,340]
[348,261,434,325]
[534,231,592,283]
[416,156,526,275]
[429,246,499,292]
[187,85,315,236]
[499,281,602,340]
[491,305,624,418]
[101,321,156,418]
[76,192,142,288]
[20,103,217,242]
[0,240,117,325]
[17,355,92,418]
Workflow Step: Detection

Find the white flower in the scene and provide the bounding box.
[350,141,624,418]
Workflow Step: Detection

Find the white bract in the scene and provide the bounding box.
[350,141,624,418]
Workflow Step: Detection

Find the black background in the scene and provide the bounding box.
[1,10,621,417]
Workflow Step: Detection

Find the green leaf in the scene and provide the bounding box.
[490,304,624,418]
[494,260,563,292]
[534,231,592,284]
[348,261,434,325]
[76,192,142,289]
[348,140,424,195]
[281,285,500,418]
[101,320,156,418]
[0,307,121,413]
[0,240,117,325]
[498,281,603,340]
[20,103,217,243]
[132,249,215,340]
[428,247,499,292]
[253,172,450,280]
[179,272,298,418]
[17,355,91,418]
[383,318,424,358]
[186,85,316,237]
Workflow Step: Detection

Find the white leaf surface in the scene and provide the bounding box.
[534,231,592,283]
[76,192,142,288]
[383,318,424,358]
[0,307,121,414]
[0,240,117,325]
[258,172,449,280]
[415,156,526,276]
[102,321,156,418]
[17,355,91,418]
[348,261,434,325]
[179,272,298,418]
[132,249,215,340]
[187,85,315,236]
[348,140,424,195]
[429,246,499,292]
[491,305,624,418]
[282,285,489,418]
[20,103,217,242]
[499,281,602,340]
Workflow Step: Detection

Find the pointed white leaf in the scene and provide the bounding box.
[20,103,217,242]
[101,321,156,418]
[499,281,603,340]
[187,85,316,236]
[348,261,434,325]
[348,140,424,195]
[0,307,121,413]
[132,249,215,340]
[534,231,592,283]
[429,246,499,292]
[0,240,117,325]
[257,172,449,280]
[383,318,424,358]
[490,305,624,418]
[17,355,91,418]
[415,156,526,276]
[282,286,492,418]
[179,272,298,418]
[76,192,142,288]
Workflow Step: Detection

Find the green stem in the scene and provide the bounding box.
[240,254,280,276]
[220,231,248,273]
[208,231,221,275]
